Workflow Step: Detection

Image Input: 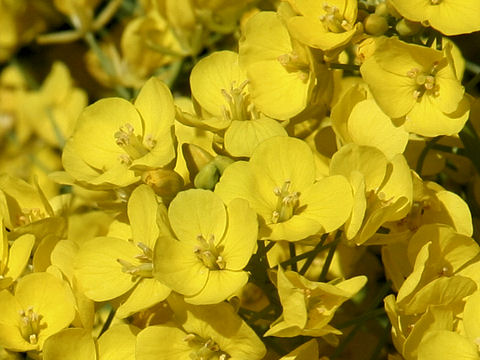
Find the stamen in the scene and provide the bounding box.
[194,235,225,270]
[114,123,150,161]
[116,258,153,278]
[221,80,250,121]
[319,2,351,33]
[19,307,41,344]
[271,180,300,223]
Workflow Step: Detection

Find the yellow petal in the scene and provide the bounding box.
[128,185,159,250]
[98,324,139,360]
[74,237,140,301]
[43,328,96,360]
[116,279,171,319]
[185,270,249,305]
[168,189,227,244]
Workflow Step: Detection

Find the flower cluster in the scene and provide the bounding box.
[1,0,480,359]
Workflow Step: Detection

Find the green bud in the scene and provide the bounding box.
[364,14,389,35]
[212,155,235,174]
[194,162,220,190]
[395,18,422,36]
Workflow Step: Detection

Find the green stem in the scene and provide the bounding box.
[466,71,480,93]
[416,136,442,175]
[265,241,276,253]
[84,32,130,99]
[331,281,391,359]
[459,120,480,174]
[328,63,360,72]
[289,243,297,272]
[430,143,465,156]
[299,233,328,275]
[318,231,341,282]
[47,107,66,148]
[280,241,332,268]
[369,323,391,360]
[435,33,442,51]
[336,308,386,329]
[98,306,116,338]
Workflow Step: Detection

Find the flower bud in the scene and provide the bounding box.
[395,18,422,36]
[194,162,220,190]
[364,14,389,35]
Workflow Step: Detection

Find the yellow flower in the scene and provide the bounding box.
[360,37,469,137]
[0,272,75,352]
[286,0,362,51]
[0,218,34,290]
[385,294,456,360]
[62,77,176,188]
[238,11,316,120]
[390,0,480,36]
[136,295,266,360]
[265,267,366,337]
[42,324,139,360]
[329,144,412,244]
[331,84,409,159]
[20,62,87,148]
[186,50,287,157]
[215,136,353,241]
[74,185,171,318]
[417,290,480,359]
[154,189,257,304]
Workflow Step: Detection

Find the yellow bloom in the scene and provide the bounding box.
[330,144,412,244]
[331,84,409,159]
[62,77,176,188]
[42,324,139,360]
[74,185,170,318]
[215,136,353,241]
[136,295,266,360]
[154,189,257,304]
[360,37,469,137]
[21,62,87,148]
[265,267,366,337]
[186,50,287,157]
[0,219,34,290]
[238,11,316,120]
[286,0,361,51]
[390,0,480,36]
[0,272,75,352]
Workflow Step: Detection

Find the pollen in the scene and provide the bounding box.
[114,123,151,162]
[117,242,154,279]
[277,51,310,81]
[19,307,42,345]
[221,80,250,122]
[406,63,440,100]
[194,234,226,270]
[319,2,353,33]
[271,180,300,223]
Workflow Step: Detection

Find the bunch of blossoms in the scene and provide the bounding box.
[1,0,480,359]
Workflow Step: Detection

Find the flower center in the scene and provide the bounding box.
[183,333,229,360]
[430,0,441,4]
[117,242,154,279]
[277,51,310,81]
[114,123,156,165]
[221,80,251,122]
[16,208,45,226]
[319,3,353,33]
[194,235,225,270]
[271,180,300,223]
[406,62,440,100]
[19,307,42,345]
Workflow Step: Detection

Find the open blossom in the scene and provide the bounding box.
[361,37,469,137]
[154,189,258,304]
[390,0,480,36]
